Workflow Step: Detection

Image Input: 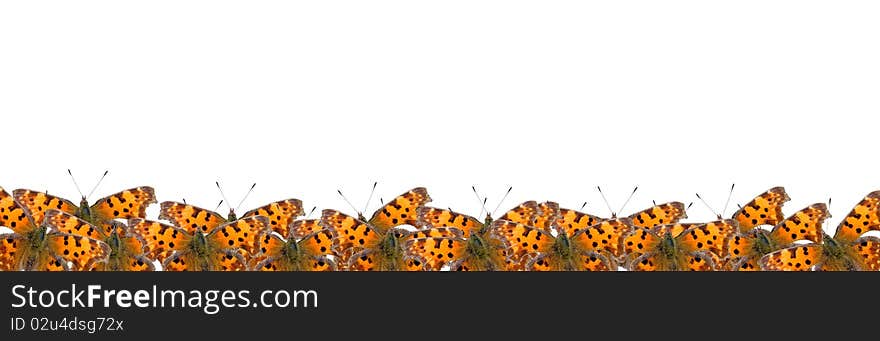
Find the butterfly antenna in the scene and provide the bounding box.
[720,183,735,217]
[337,189,360,215]
[234,183,256,213]
[380,198,384,205]
[580,201,587,210]
[305,206,317,219]
[695,193,721,219]
[472,186,490,218]
[215,181,233,213]
[686,202,694,211]
[597,186,616,217]
[85,170,109,200]
[67,169,85,198]
[490,186,513,217]
[617,186,638,216]
[182,198,187,204]
[362,182,378,214]
[214,200,225,211]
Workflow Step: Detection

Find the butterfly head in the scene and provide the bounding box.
[552,232,573,259]
[227,210,237,221]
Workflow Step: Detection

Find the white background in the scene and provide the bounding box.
[2,1,879,235]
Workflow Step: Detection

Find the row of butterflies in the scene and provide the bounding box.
[1,184,879,271]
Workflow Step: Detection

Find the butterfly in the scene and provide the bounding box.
[760,191,880,271]
[730,187,790,233]
[488,202,625,271]
[158,198,303,262]
[43,210,154,271]
[621,219,737,271]
[14,186,156,233]
[726,203,828,271]
[322,187,431,271]
[406,200,542,271]
[0,187,110,271]
[131,214,269,271]
[253,219,338,271]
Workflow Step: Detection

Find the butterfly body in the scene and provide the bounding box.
[624,225,718,271]
[254,219,337,271]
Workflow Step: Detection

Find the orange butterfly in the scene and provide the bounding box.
[760,191,880,271]
[490,201,629,271]
[253,218,338,271]
[14,171,156,234]
[322,187,431,271]
[42,210,154,271]
[623,218,737,271]
[727,203,828,271]
[158,184,303,263]
[406,198,542,271]
[0,187,110,271]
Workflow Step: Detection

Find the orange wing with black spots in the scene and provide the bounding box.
[622,227,661,260]
[569,219,631,259]
[489,220,554,264]
[726,231,759,271]
[159,201,227,234]
[44,209,106,240]
[1,187,38,234]
[534,201,560,231]
[415,207,483,236]
[289,219,326,239]
[677,220,736,258]
[89,187,156,223]
[627,202,687,229]
[759,245,822,271]
[769,203,829,246]
[833,191,880,242]
[497,201,540,226]
[366,187,431,232]
[13,189,77,225]
[0,234,25,271]
[207,215,269,259]
[404,235,468,271]
[853,237,880,271]
[556,207,604,239]
[164,249,247,271]
[241,199,304,236]
[527,251,615,271]
[129,218,190,263]
[322,209,382,254]
[298,229,338,257]
[409,227,463,239]
[732,187,789,232]
[46,232,111,271]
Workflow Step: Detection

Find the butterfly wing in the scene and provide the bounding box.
[322,209,383,256]
[569,218,632,260]
[622,227,661,263]
[497,201,540,226]
[833,191,880,243]
[676,220,736,260]
[207,215,270,259]
[404,234,468,271]
[627,202,687,229]
[489,220,555,267]
[556,207,604,238]
[129,218,191,263]
[851,236,880,271]
[159,201,227,234]
[13,189,78,226]
[44,209,106,240]
[45,232,111,271]
[241,199,304,236]
[0,234,25,271]
[732,186,789,232]
[759,244,822,271]
[0,187,38,234]
[769,203,829,246]
[415,207,483,236]
[534,201,561,232]
[366,187,431,232]
[298,229,338,258]
[89,187,157,224]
